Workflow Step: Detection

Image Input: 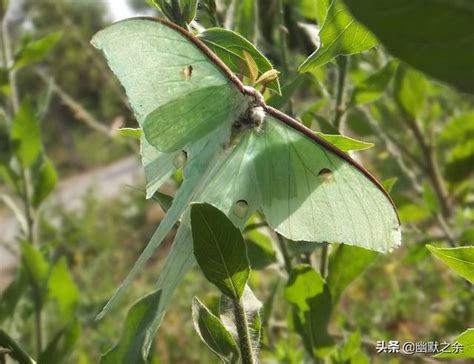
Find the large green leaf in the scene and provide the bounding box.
[298,0,377,71]
[191,203,250,299]
[327,244,378,303]
[427,245,474,283]
[192,297,239,363]
[436,329,474,359]
[198,28,281,94]
[284,265,333,357]
[10,101,42,168]
[342,0,474,93]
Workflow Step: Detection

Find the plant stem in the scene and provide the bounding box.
[276,0,293,115]
[333,56,348,130]
[232,297,255,364]
[402,115,452,218]
[0,8,19,113]
[319,244,328,277]
[2,4,42,355]
[0,330,36,364]
[276,233,292,275]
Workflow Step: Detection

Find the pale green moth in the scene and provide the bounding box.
[91,17,401,329]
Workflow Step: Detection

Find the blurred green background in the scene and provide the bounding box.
[0,0,472,363]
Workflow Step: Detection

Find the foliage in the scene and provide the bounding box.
[1,0,473,363]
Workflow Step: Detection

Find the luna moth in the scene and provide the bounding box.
[91,17,400,339]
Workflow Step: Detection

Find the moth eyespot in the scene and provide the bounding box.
[173,150,187,168]
[182,65,193,80]
[318,168,334,182]
[233,200,249,218]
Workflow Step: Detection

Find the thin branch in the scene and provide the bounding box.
[333,56,348,130]
[402,114,452,218]
[35,69,112,136]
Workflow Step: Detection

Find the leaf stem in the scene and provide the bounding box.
[232,297,255,364]
[333,56,348,130]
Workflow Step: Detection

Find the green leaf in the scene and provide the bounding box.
[284,265,333,357]
[394,65,427,118]
[198,28,281,94]
[245,237,277,270]
[350,60,398,105]
[101,290,162,364]
[38,320,80,364]
[10,101,42,168]
[382,177,398,193]
[287,0,330,23]
[14,32,62,70]
[181,0,198,23]
[440,112,474,142]
[0,267,28,324]
[235,0,258,42]
[317,132,374,152]
[267,74,306,109]
[422,182,440,214]
[116,127,142,139]
[427,245,474,284]
[444,139,474,183]
[298,0,377,71]
[21,241,49,288]
[0,329,36,364]
[151,191,173,212]
[192,297,239,363]
[32,157,57,208]
[327,244,378,303]
[435,328,474,359]
[341,331,361,361]
[48,257,79,321]
[191,203,250,299]
[342,0,474,94]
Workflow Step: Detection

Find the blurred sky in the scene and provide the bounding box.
[108,0,136,21]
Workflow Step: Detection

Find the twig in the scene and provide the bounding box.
[363,109,424,194]
[35,69,111,136]
[401,114,452,218]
